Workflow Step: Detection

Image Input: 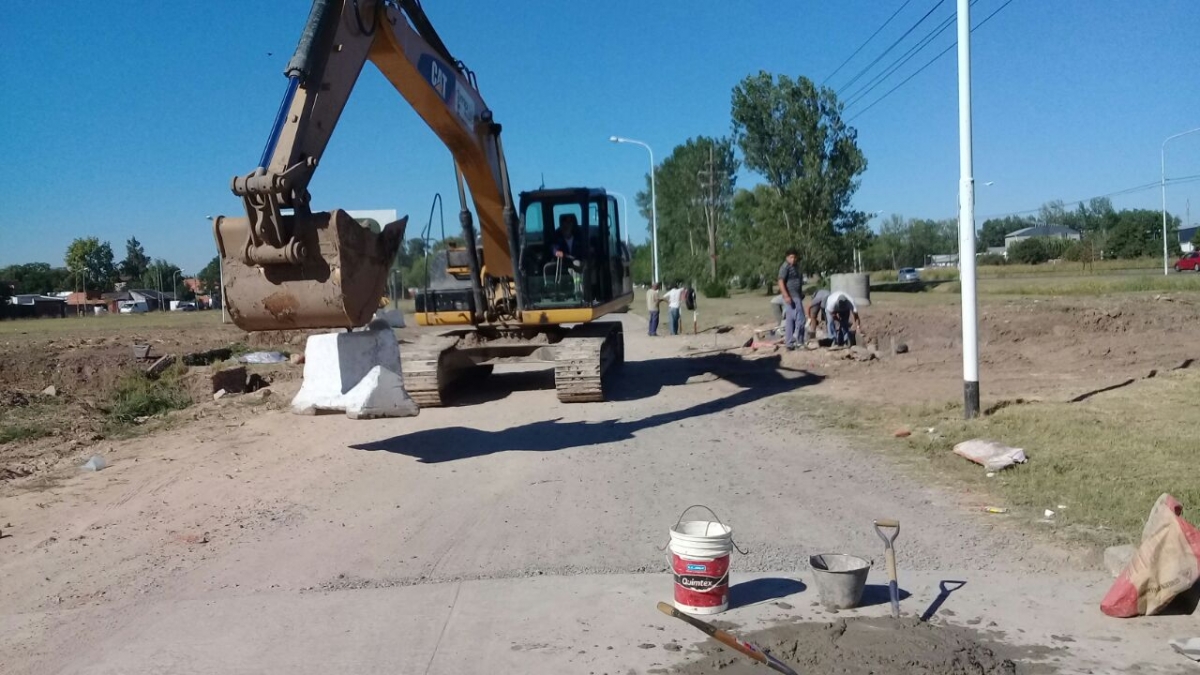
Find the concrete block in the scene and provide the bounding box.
[345,366,418,419]
[1104,545,1136,578]
[291,327,417,419]
[211,366,247,394]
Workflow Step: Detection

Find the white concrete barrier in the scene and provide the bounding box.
[291,322,418,418]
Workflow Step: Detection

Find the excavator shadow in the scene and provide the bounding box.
[353,353,823,463]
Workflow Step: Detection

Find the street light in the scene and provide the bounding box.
[607,191,631,251]
[609,136,659,284]
[1161,128,1200,276]
[205,215,229,323]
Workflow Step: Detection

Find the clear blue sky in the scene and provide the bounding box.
[3,1,1198,274]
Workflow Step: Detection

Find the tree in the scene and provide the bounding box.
[197,256,222,296]
[139,258,182,294]
[730,72,867,274]
[0,263,72,294]
[64,238,117,292]
[978,216,1033,249]
[635,136,739,281]
[862,215,956,270]
[120,237,151,280]
[1107,209,1178,259]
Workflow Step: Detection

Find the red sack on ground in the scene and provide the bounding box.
[1101,494,1200,618]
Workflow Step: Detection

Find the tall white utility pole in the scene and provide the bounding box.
[957,0,980,419]
[1161,128,1200,275]
[610,136,660,284]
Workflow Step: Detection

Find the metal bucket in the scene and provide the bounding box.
[809,553,871,609]
[213,209,405,332]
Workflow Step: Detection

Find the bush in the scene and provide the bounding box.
[1061,242,1084,262]
[107,366,191,423]
[977,253,1006,266]
[1007,238,1053,265]
[699,279,729,298]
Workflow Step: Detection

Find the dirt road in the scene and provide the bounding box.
[0,316,1189,674]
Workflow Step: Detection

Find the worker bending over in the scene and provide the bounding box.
[806,287,830,342]
[824,291,861,347]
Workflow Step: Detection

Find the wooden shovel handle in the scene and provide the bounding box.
[656,602,767,664]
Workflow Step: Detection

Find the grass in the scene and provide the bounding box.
[868,258,1173,283]
[0,424,54,445]
[979,274,1200,296]
[0,309,234,337]
[805,369,1200,545]
[105,363,192,424]
[872,267,961,282]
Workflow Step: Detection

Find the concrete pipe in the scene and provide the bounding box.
[830,273,871,307]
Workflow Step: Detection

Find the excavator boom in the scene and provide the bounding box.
[214,0,515,330]
[216,0,633,405]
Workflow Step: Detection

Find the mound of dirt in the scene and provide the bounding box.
[674,617,1037,675]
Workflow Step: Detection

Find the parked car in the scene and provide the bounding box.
[1174,251,1200,272]
[897,267,921,283]
[118,300,149,314]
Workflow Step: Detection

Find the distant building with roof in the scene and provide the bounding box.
[1180,226,1198,253]
[1004,225,1081,251]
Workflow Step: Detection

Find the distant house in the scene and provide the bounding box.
[1180,226,1198,253]
[983,246,1007,259]
[929,253,958,268]
[105,289,175,313]
[6,294,67,319]
[1004,225,1081,251]
[66,290,107,314]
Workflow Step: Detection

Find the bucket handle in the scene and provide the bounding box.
[660,504,749,555]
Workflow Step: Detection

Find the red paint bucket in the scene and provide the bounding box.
[668,506,735,615]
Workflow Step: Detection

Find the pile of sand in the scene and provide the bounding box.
[675,617,1035,674]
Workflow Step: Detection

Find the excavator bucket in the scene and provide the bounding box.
[213,209,406,332]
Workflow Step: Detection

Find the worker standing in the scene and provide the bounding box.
[665,282,684,336]
[645,282,663,336]
[777,248,805,350]
[824,290,862,348]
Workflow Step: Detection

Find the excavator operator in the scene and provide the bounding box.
[552,214,583,266]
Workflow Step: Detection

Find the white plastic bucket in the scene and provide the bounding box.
[669,506,735,615]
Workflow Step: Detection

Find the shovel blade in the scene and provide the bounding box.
[213,209,405,331]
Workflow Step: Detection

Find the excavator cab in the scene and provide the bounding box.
[518,189,627,312]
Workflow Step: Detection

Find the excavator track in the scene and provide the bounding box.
[553,322,624,403]
[400,338,458,408]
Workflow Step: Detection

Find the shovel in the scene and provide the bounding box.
[874,518,901,618]
[656,602,799,675]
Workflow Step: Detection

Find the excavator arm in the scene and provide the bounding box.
[214,0,516,330]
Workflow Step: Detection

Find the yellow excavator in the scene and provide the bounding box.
[213,0,633,405]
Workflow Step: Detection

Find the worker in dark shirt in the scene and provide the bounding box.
[777,248,804,350]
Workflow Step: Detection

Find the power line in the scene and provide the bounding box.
[847,0,1015,123]
[843,10,957,109]
[843,0,981,110]
[822,0,914,85]
[836,0,946,95]
[980,174,1200,220]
